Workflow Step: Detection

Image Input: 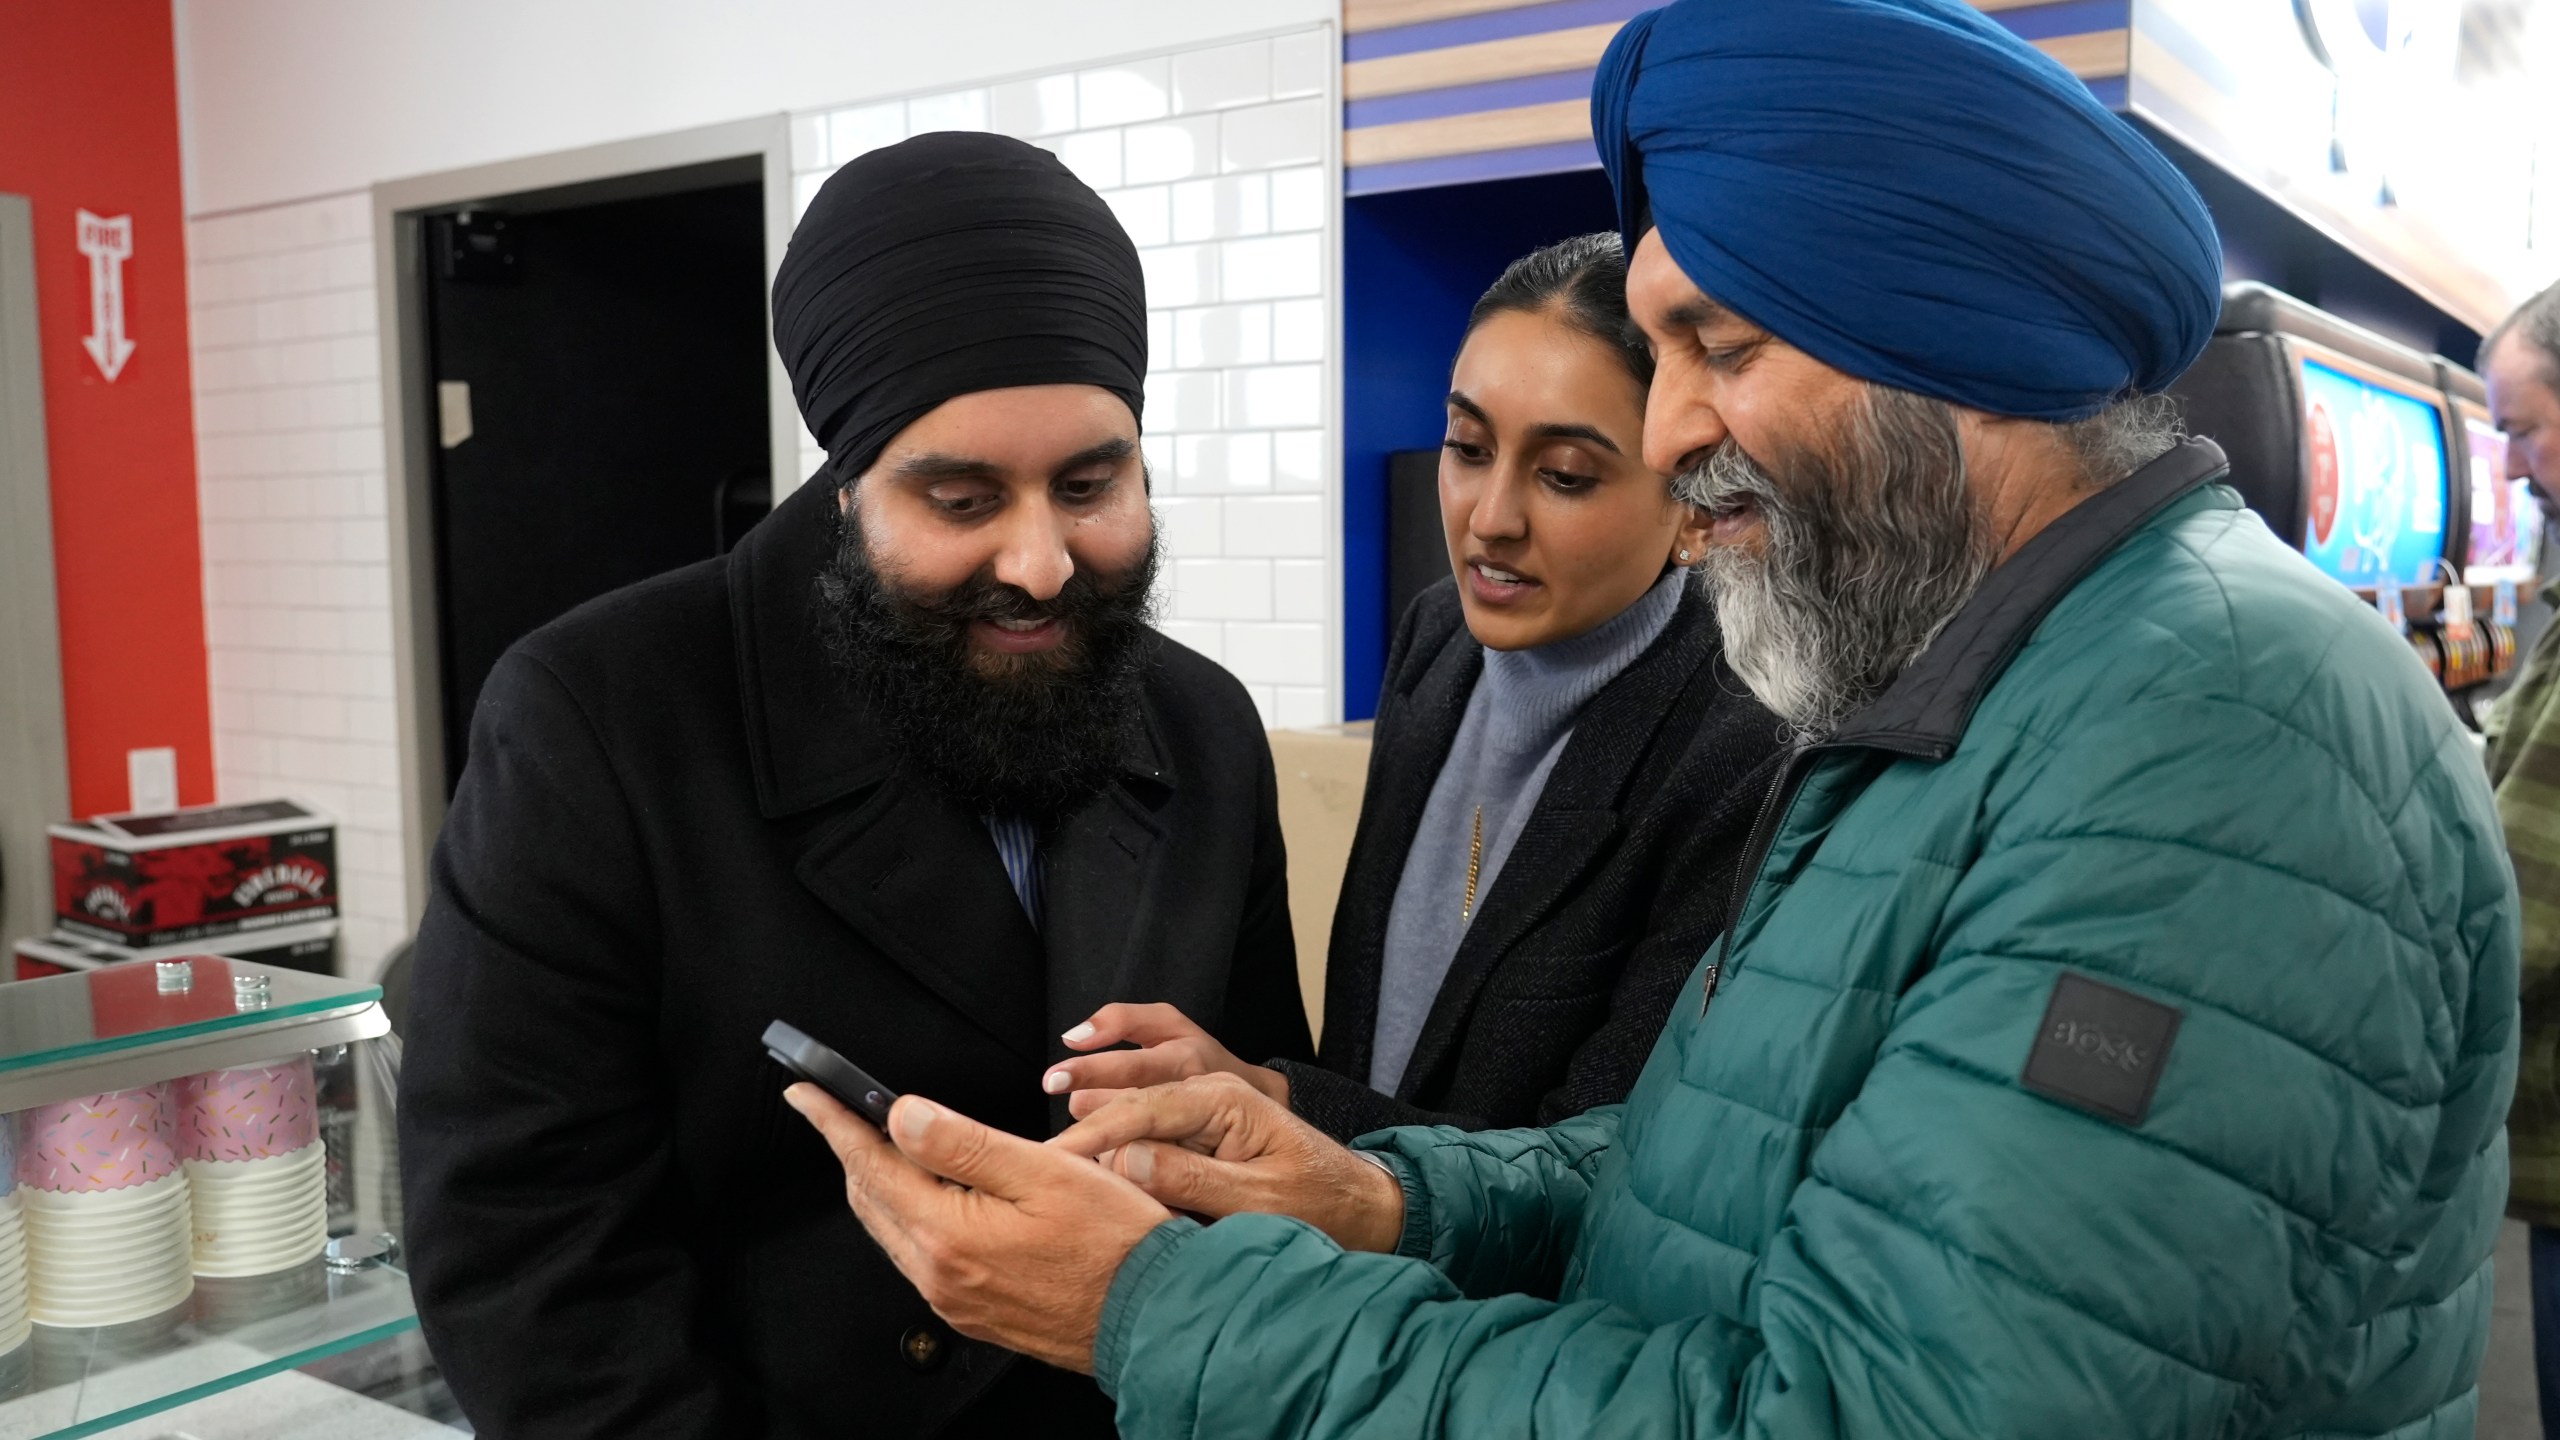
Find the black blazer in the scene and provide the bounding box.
[399,477,1310,1440]
[1273,578,1783,1141]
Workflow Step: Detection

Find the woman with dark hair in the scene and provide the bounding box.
[1048,233,1784,1137]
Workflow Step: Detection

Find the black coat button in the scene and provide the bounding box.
[899,1325,946,1373]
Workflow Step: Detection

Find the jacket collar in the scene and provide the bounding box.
[1825,437,2231,762]
[727,476,1171,819]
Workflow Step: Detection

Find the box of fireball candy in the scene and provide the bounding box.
[48,799,336,950]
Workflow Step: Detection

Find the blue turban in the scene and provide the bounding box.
[1593,0,2222,420]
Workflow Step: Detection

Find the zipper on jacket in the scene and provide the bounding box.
[1703,746,1817,1014]
[1698,724,1954,1014]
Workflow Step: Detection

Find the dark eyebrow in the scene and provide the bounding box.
[891,453,1003,482]
[1449,392,1623,455]
[890,435,1136,483]
[1054,436,1136,476]
[1526,422,1622,455]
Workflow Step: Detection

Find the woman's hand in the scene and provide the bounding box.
[1043,1002,1291,1117]
[1049,1073,1406,1255]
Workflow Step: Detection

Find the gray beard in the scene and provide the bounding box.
[1676,385,1995,745]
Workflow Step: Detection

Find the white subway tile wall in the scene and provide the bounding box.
[1123,116,1221,187]
[1170,41,1275,114]
[186,192,409,975]
[1171,175,1268,245]
[1103,186,1172,249]
[1051,131,1123,191]
[1078,60,1174,128]
[1271,30,1332,100]
[1219,98,1327,174]
[989,75,1080,139]
[827,102,908,167]
[188,29,1338,975]
[904,89,990,136]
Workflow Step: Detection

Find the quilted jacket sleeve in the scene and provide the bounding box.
[1091,687,2519,1439]
[1358,1107,1622,1299]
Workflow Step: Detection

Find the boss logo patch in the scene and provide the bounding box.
[2020,972,2182,1125]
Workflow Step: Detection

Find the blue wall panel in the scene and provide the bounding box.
[1341,167,1618,718]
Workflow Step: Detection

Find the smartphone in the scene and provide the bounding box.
[763,1020,902,1128]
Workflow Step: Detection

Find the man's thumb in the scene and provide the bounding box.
[891,1096,1041,1198]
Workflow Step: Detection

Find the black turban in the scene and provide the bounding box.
[771,132,1149,481]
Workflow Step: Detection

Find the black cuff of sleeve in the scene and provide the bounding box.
[1269,1059,1411,1143]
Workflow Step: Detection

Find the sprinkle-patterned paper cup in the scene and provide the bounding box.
[177,1058,318,1164]
[14,1088,180,1195]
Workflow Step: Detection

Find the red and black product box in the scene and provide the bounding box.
[49,799,337,949]
[12,920,341,982]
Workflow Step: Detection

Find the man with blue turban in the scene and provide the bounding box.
[786,2,2521,1434]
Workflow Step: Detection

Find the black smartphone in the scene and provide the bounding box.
[763,1020,902,1128]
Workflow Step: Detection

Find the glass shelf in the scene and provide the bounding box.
[0,971,414,1438]
[0,961,384,1115]
[0,960,379,1074]
[0,1261,420,1440]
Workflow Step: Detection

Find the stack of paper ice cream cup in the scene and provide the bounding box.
[16,1085,194,1326]
[0,1121,29,1350]
[177,1057,326,1278]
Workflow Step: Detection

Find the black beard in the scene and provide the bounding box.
[814,503,1161,823]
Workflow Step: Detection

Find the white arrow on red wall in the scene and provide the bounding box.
[75,210,135,382]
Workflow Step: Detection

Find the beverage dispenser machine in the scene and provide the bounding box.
[2168,282,2516,705]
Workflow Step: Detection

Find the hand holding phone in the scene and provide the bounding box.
[763,1021,901,1128]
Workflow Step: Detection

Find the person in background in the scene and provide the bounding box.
[1044,233,1782,1141]
[784,2,2519,1435]
[398,133,1307,1440]
[2481,277,2560,1440]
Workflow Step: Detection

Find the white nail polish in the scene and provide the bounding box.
[1062,1022,1096,1043]
[1043,1069,1071,1094]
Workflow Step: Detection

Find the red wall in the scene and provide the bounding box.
[0,0,213,818]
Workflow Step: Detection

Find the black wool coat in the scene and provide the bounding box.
[1273,577,1784,1141]
[399,477,1311,1440]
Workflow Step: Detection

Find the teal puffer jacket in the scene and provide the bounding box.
[1094,447,2520,1439]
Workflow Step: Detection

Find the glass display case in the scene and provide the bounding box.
[0,957,410,1439]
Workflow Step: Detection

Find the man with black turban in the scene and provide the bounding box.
[399,132,1310,1438]
[784,4,2520,1436]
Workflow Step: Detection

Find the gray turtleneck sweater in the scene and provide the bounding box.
[1368,570,1687,1092]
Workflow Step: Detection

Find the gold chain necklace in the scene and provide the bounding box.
[1463,804,1484,922]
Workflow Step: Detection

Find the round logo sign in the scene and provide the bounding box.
[2306,400,2341,547]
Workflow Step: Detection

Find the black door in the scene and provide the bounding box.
[423,178,770,794]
